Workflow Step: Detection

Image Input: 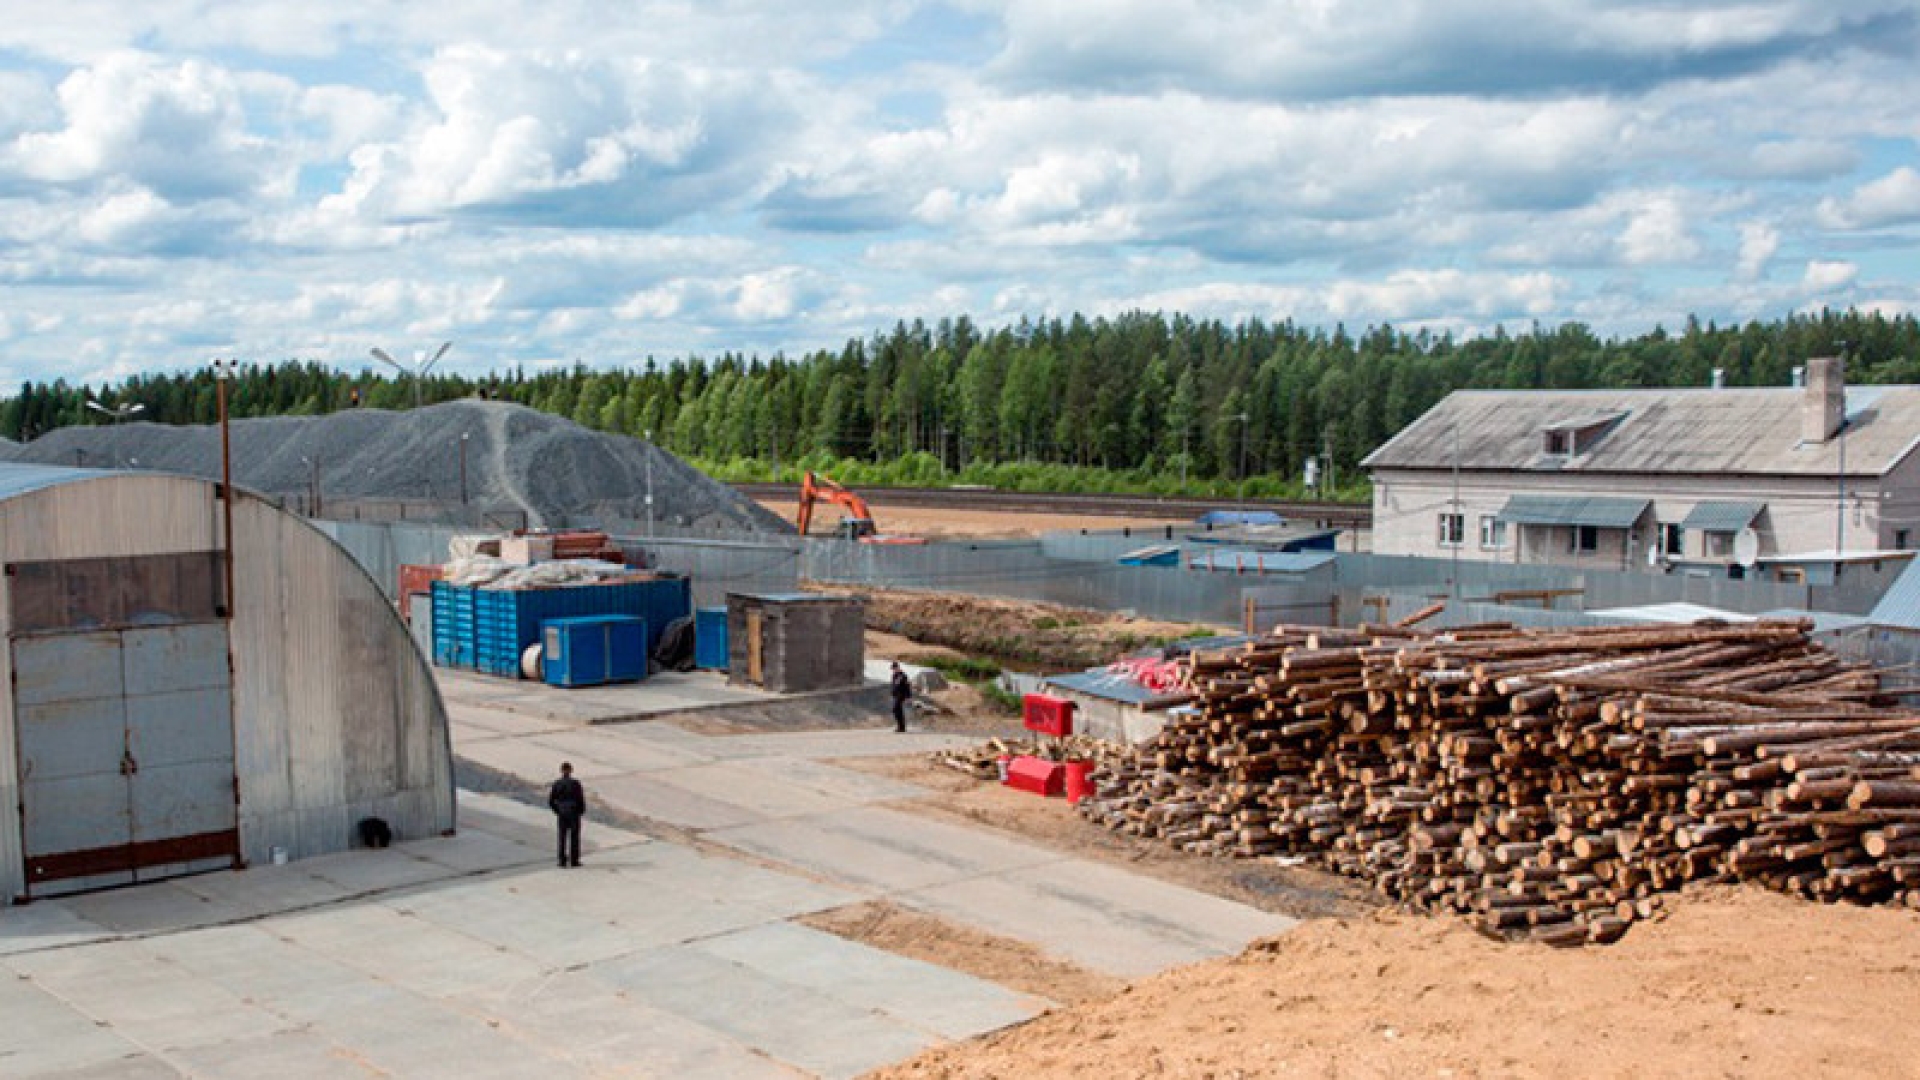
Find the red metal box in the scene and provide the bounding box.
[1022,693,1076,737]
[1004,755,1065,797]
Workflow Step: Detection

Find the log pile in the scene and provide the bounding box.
[934,734,1126,780]
[1077,619,1920,944]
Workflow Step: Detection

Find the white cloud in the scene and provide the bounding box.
[1617,195,1702,266]
[5,52,270,201]
[1817,167,1920,230]
[1735,222,1779,281]
[1802,259,1858,292]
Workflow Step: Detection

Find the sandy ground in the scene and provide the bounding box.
[854,611,1920,1080]
[867,885,1920,1079]
[758,498,1189,540]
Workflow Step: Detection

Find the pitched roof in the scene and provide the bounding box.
[1361,386,1920,477]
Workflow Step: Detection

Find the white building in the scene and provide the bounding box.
[0,465,454,900]
[1362,358,1920,584]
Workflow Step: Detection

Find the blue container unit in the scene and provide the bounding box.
[693,606,729,670]
[430,580,478,669]
[543,616,648,687]
[437,575,691,678]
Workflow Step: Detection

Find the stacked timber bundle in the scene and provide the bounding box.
[1077,619,1920,945]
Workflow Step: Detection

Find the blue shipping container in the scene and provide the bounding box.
[430,581,479,669]
[463,576,691,678]
[543,615,648,687]
[694,606,729,670]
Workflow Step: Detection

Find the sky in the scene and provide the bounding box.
[0,0,1917,387]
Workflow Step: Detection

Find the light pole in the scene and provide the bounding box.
[211,357,239,618]
[85,401,144,423]
[369,342,452,410]
[643,429,655,536]
[459,432,470,509]
[301,455,321,517]
[85,401,144,468]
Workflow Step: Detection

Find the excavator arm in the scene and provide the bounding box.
[797,471,875,537]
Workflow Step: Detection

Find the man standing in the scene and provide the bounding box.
[890,662,913,733]
[549,762,585,868]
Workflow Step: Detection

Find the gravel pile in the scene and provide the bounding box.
[0,400,790,532]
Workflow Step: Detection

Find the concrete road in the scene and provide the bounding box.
[0,670,1294,1077]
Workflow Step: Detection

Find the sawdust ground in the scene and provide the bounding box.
[799,902,1125,1006]
[757,499,1188,540]
[868,885,1920,1080]
[857,585,1223,671]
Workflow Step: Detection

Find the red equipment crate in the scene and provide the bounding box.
[397,564,444,624]
[1022,693,1076,737]
[1004,755,1065,797]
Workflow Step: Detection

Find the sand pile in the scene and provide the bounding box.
[0,400,788,532]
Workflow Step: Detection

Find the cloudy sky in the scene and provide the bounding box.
[2,1,1917,387]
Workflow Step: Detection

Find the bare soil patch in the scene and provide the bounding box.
[868,885,1920,1080]
[800,901,1123,1006]
[855,585,1221,671]
[757,499,1187,541]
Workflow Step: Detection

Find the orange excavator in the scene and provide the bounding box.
[795,471,926,543]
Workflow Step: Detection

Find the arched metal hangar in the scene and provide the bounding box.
[0,464,454,900]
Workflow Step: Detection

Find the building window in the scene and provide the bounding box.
[1571,525,1599,553]
[1659,523,1683,558]
[1438,513,1464,547]
[1776,567,1807,584]
[1704,531,1734,559]
[1544,430,1569,455]
[1479,515,1507,550]
[1898,529,1911,550]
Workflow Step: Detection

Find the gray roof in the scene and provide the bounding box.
[1679,501,1763,532]
[1496,494,1649,528]
[0,463,114,502]
[1870,559,1920,629]
[1362,386,1920,477]
[1186,550,1337,573]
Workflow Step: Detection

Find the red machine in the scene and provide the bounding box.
[1022,693,1076,737]
[795,471,926,544]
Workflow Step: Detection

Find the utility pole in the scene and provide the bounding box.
[212,357,238,617]
[1837,342,1850,558]
[459,433,470,509]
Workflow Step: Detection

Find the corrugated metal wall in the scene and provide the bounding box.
[0,473,453,900]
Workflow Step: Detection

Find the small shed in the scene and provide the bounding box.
[0,465,454,900]
[726,591,865,692]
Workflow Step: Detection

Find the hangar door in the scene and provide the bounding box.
[9,553,236,897]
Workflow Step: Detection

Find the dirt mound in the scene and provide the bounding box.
[869,885,1920,1079]
[851,586,1219,670]
[3,400,788,532]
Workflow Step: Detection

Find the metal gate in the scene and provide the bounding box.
[13,622,237,896]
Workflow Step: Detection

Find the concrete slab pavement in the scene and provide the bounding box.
[0,792,1044,1079]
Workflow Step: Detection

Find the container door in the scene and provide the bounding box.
[14,632,135,894]
[123,623,239,882]
[12,624,237,897]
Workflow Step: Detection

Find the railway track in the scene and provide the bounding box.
[732,482,1372,528]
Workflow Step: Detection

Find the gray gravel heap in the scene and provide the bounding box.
[0,399,790,533]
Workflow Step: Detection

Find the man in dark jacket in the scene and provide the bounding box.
[890,662,912,733]
[549,762,586,867]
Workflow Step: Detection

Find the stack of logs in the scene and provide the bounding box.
[1077,619,1920,945]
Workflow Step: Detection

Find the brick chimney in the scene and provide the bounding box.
[1804,356,1845,443]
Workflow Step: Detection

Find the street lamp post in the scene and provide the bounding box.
[301,455,321,517]
[211,357,239,618]
[643,429,656,537]
[369,342,453,410]
[84,401,144,468]
[459,432,470,509]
